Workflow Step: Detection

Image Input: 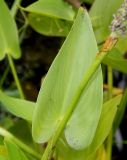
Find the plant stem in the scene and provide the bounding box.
[0,127,41,159]
[41,34,118,160]
[107,66,113,99]
[106,131,113,160]
[106,66,113,160]
[11,0,22,17]
[0,65,10,88]
[7,54,25,99]
[6,0,25,99]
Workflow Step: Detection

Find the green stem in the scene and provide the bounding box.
[6,0,25,98]
[107,66,113,99]
[11,0,22,17]
[106,66,113,160]
[106,131,113,160]
[41,35,118,160]
[7,54,25,99]
[0,127,41,159]
[0,65,10,88]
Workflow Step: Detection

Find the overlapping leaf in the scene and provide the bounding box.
[22,0,76,21]
[28,14,72,37]
[32,8,103,150]
[0,90,34,121]
[57,95,122,160]
[0,0,21,60]
[90,0,123,43]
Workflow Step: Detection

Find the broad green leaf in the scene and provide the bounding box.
[32,8,103,150]
[4,138,29,160]
[0,90,35,121]
[57,95,122,160]
[0,0,21,60]
[89,0,123,43]
[103,48,127,73]
[28,13,72,37]
[22,0,76,21]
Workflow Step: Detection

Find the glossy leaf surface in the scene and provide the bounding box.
[0,0,21,60]
[0,91,35,121]
[28,14,72,37]
[32,8,103,150]
[22,0,75,21]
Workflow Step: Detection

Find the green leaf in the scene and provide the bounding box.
[4,138,29,160]
[22,0,76,21]
[0,90,35,121]
[114,89,127,131]
[103,48,127,73]
[88,94,121,153]
[56,95,122,160]
[115,37,127,54]
[32,8,103,150]
[0,0,21,60]
[90,0,123,43]
[28,13,72,37]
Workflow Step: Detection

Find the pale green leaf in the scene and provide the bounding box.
[56,95,122,160]
[115,37,127,54]
[4,138,29,160]
[22,0,76,21]
[90,0,123,43]
[0,90,35,121]
[28,14,72,37]
[103,48,127,73]
[0,0,21,60]
[32,8,103,150]
[89,94,122,153]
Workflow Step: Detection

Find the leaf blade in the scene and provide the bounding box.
[32,8,103,150]
[22,0,76,21]
[0,0,21,60]
[0,90,34,121]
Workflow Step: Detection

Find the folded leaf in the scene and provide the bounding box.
[28,13,72,37]
[0,0,21,60]
[22,0,76,21]
[32,8,103,150]
[0,90,35,121]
